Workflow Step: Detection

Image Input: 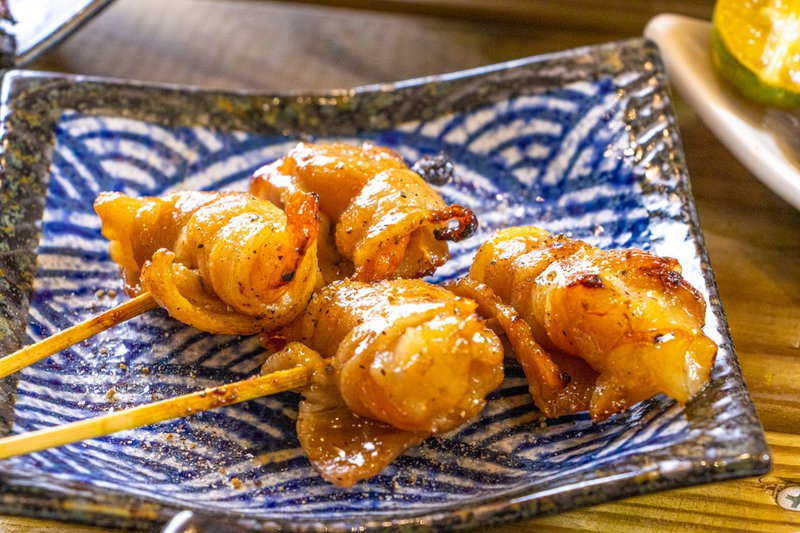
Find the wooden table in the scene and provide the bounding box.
[8,0,800,530]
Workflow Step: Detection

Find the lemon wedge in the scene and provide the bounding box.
[711,0,800,108]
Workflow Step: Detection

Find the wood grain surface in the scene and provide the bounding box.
[10,0,800,530]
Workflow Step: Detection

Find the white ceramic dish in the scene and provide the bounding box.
[645,14,800,211]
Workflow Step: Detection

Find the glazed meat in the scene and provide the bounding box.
[94,190,319,335]
[262,278,504,486]
[250,143,476,282]
[263,343,428,488]
[452,226,717,421]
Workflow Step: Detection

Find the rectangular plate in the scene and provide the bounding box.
[0,38,769,531]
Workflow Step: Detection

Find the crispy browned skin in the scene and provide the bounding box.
[250,143,476,282]
[262,279,504,486]
[94,190,319,335]
[456,226,717,421]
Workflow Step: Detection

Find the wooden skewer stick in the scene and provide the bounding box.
[0,365,312,460]
[0,292,158,380]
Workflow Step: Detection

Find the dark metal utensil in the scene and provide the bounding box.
[0,0,114,66]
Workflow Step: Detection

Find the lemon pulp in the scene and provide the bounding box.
[712,0,800,108]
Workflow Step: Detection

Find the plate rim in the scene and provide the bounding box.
[644,13,800,211]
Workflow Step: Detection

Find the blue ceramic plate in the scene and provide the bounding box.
[0,38,769,531]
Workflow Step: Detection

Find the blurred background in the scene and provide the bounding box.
[28,0,715,92]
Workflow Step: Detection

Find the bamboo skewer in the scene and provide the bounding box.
[0,365,312,460]
[0,292,158,380]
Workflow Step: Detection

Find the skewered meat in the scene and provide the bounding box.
[450,226,717,421]
[94,190,320,335]
[251,143,476,282]
[262,278,504,486]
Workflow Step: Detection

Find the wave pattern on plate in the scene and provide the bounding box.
[4,75,706,521]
